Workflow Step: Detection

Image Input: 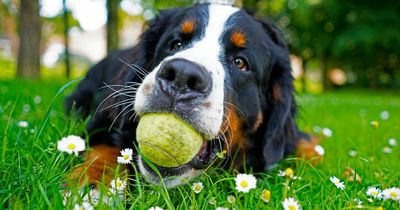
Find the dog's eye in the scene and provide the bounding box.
[170,40,183,51]
[233,57,248,71]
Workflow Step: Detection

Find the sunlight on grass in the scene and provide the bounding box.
[0,80,399,209]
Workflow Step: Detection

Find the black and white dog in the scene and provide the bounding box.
[66,3,316,188]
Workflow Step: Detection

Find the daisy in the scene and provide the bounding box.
[110,177,127,194]
[388,138,397,146]
[18,121,28,128]
[348,150,357,157]
[380,111,389,120]
[381,187,400,201]
[322,127,332,137]
[34,95,42,104]
[382,146,392,154]
[209,197,217,205]
[278,170,286,177]
[260,189,271,203]
[73,202,93,210]
[278,168,296,179]
[117,148,133,164]
[314,145,325,156]
[227,195,236,204]
[148,207,163,210]
[282,197,301,210]
[215,207,228,210]
[366,187,382,199]
[235,173,257,193]
[192,182,204,193]
[57,135,86,156]
[370,120,379,129]
[329,176,345,190]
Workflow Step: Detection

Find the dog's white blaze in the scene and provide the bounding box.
[135,5,238,139]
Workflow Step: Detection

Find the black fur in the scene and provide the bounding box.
[66,4,303,178]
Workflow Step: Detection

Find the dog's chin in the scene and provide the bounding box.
[137,137,221,188]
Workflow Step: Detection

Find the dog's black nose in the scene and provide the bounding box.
[156,59,212,100]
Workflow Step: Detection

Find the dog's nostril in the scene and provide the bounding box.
[187,77,197,90]
[165,68,176,81]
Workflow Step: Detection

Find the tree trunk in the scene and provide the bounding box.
[321,56,331,91]
[62,0,71,79]
[17,0,41,78]
[106,0,120,54]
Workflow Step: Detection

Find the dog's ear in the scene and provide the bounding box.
[257,18,298,169]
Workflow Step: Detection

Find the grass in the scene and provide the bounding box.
[0,79,399,209]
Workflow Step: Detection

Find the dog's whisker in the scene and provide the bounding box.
[99,99,135,112]
[118,58,148,79]
[108,104,133,131]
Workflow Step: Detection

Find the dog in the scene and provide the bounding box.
[66,3,317,188]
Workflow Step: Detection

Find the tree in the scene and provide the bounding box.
[106,0,121,54]
[62,0,71,79]
[17,0,41,78]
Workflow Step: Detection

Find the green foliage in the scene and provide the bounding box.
[1,80,399,209]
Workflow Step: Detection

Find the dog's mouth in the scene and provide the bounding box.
[137,132,223,187]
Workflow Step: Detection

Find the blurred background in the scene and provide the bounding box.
[0,0,399,93]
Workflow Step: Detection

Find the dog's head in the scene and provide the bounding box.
[123,4,295,187]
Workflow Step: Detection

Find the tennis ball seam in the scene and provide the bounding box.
[140,141,180,165]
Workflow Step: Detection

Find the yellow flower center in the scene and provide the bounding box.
[194,185,201,191]
[285,168,294,177]
[262,190,271,201]
[240,180,248,188]
[116,181,122,187]
[372,191,377,196]
[390,191,397,198]
[123,154,129,160]
[67,143,76,150]
[289,205,296,210]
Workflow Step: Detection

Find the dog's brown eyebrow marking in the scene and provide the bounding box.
[230,31,247,48]
[180,20,195,34]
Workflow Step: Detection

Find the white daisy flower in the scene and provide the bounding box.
[148,207,163,210]
[260,189,271,203]
[348,150,357,157]
[388,138,397,146]
[192,182,204,193]
[314,145,325,156]
[329,176,345,190]
[380,111,389,120]
[366,187,382,199]
[33,95,42,104]
[282,197,301,210]
[110,177,127,194]
[117,148,133,164]
[215,207,228,210]
[57,135,86,156]
[235,173,257,193]
[22,104,30,113]
[209,197,217,205]
[278,170,286,177]
[73,202,93,210]
[322,128,332,137]
[18,121,29,128]
[382,146,392,154]
[381,187,400,201]
[227,195,236,204]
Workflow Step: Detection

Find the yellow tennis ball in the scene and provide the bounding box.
[136,113,203,168]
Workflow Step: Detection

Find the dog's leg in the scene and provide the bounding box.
[68,144,124,188]
[295,132,324,164]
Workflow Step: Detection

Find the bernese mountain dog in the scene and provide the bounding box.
[66,3,317,188]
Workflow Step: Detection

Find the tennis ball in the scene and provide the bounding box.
[136,113,203,168]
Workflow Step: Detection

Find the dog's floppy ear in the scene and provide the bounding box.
[257,18,298,169]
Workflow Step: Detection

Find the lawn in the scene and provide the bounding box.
[0,79,399,209]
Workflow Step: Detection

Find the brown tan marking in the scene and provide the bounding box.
[180,20,195,34]
[68,144,124,187]
[230,31,247,48]
[251,112,264,132]
[272,82,283,102]
[295,136,323,165]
